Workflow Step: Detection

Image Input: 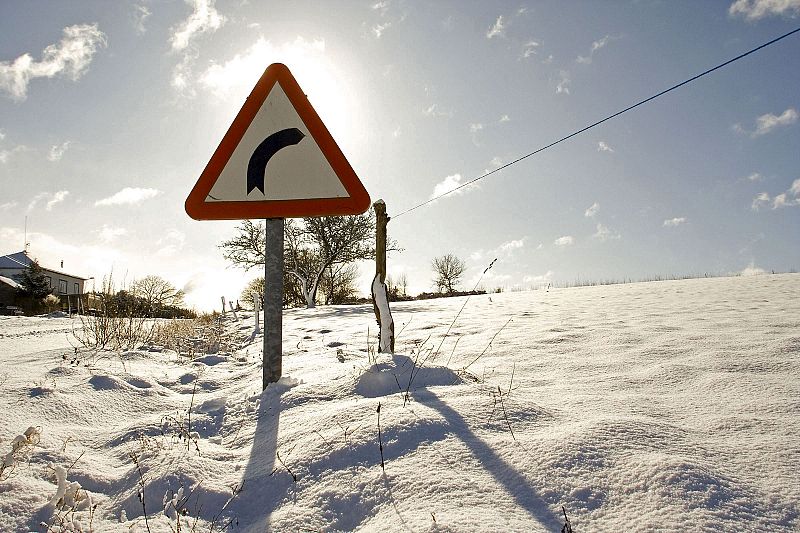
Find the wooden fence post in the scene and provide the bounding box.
[372,200,394,353]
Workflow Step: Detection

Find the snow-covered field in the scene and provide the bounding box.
[1,274,798,532]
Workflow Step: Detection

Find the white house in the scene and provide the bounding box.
[0,250,88,297]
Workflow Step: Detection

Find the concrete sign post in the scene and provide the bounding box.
[185,63,370,389]
[263,218,284,385]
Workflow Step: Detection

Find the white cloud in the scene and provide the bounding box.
[754,108,798,136]
[0,24,107,101]
[489,156,503,166]
[372,22,392,38]
[772,193,791,209]
[422,103,452,118]
[47,141,71,162]
[663,217,687,227]
[790,178,800,197]
[499,114,510,122]
[499,238,525,254]
[391,126,401,138]
[737,108,798,137]
[27,191,69,211]
[97,225,128,243]
[200,37,326,98]
[469,123,484,133]
[47,191,69,210]
[158,229,186,247]
[372,1,390,15]
[522,40,540,58]
[556,70,570,94]
[0,129,5,140]
[95,187,161,206]
[168,0,225,94]
[771,179,800,208]
[593,223,620,242]
[597,141,614,153]
[752,179,800,210]
[170,55,195,95]
[584,202,600,218]
[0,141,26,163]
[486,16,506,39]
[577,35,611,64]
[132,4,152,34]
[740,262,766,276]
[170,0,225,51]
[471,237,526,265]
[430,173,473,199]
[0,201,18,210]
[156,229,187,257]
[28,192,50,211]
[751,192,771,210]
[554,235,574,247]
[746,172,763,182]
[523,271,553,285]
[729,0,800,20]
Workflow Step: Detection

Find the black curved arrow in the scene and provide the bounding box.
[247,128,305,194]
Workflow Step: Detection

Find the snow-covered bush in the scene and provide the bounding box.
[44,294,61,313]
[42,463,96,532]
[72,273,155,353]
[49,464,92,510]
[0,426,40,480]
[149,313,243,359]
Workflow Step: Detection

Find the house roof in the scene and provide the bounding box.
[0,275,22,289]
[0,251,89,280]
[0,251,29,269]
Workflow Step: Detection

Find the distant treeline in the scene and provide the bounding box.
[96,290,197,319]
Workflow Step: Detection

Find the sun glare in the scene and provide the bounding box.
[201,37,364,159]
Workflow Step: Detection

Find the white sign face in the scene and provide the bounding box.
[206,84,349,202]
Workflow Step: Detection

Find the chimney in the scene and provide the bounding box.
[60,260,64,269]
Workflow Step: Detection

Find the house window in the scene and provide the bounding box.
[46,276,52,288]
[74,283,79,294]
[59,279,67,294]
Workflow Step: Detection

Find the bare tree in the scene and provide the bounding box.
[219,212,378,308]
[320,263,360,304]
[396,272,408,297]
[432,254,467,294]
[386,272,409,300]
[218,220,265,271]
[240,278,265,310]
[129,275,185,314]
[241,275,306,309]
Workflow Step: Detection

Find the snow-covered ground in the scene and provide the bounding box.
[1,274,798,532]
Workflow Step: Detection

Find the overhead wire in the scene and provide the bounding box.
[392,26,800,219]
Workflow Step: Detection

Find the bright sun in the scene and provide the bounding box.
[201,37,364,157]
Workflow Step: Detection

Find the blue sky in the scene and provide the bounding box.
[1,0,798,310]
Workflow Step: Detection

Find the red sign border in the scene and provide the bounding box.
[185,63,370,220]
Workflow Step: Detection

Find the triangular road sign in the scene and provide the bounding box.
[185,63,370,220]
